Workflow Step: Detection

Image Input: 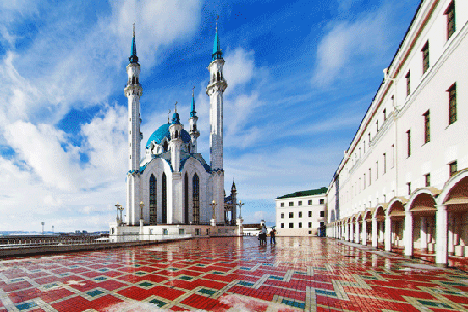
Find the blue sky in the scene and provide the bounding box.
[0,0,421,232]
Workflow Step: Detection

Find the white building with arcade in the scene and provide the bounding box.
[326,0,468,267]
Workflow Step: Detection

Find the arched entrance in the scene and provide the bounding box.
[386,198,406,252]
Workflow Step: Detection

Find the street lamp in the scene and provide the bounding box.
[41,222,45,235]
[210,200,216,220]
[237,200,245,219]
[140,201,145,221]
[115,203,120,223]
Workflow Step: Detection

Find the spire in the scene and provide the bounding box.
[190,86,197,117]
[171,102,180,124]
[129,23,139,64]
[231,179,236,192]
[212,16,223,61]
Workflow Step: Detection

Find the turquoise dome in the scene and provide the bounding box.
[146,124,191,148]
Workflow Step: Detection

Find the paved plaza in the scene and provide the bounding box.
[0,236,467,311]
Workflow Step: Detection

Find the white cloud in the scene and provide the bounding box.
[223,48,255,91]
[4,121,80,191]
[312,2,393,87]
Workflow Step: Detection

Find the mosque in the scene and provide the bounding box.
[110,25,241,239]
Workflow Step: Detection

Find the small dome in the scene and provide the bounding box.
[146,124,191,148]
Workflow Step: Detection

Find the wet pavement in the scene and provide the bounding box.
[0,236,467,311]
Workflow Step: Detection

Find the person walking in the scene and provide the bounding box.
[260,224,267,246]
[270,228,276,244]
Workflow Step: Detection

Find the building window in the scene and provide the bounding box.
[424,110,430,143]
[289,223,294,228]
[289,212,294,218]
[405,71,410,96]
[308,200,312,205]
[281,223,284,228]
[406,130,411,158]
[320,222,325,228]
[449,161,457,177]
[149,174,157,225]
[192,174,200,224]
[320,211,325,218]
[376,161,379,179]
[449,83,457,124]
[425,173,431,187]
[369,168,372,186]
[184,173,189,224]
[422,41,429,74]
[298,201,302,206]
[383,108,387,121]
[445,1,455,40]
[289,202,293,206]
[308,211,312,217]
[383,153,387,174]
[368,133,371,145]
[376,120,379,132]
[280,202,284,207]
[162,172,167,223]
[308,222,312,228]
[391,144,395,168]
[299,211,302,218]
[363,174,366,189]
[407,182,411,195]
[281,213,284,219]
[299,222,302,228]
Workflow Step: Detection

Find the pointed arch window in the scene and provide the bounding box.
[192,174,200,224]
[149,175,157,225]
[162,172,167,223]
[184,173,189,224]
[163,141,168,152]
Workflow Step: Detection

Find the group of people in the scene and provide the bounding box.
[259,225,276,246]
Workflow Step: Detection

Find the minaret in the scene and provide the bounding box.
[125,24,143,225]
[169,102,183,172]
[231,180,237,221]
[206,21,228,223]
[189,87,200,153]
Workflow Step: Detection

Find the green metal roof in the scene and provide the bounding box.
[276,187,327,199]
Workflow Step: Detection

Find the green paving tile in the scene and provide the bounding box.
[16,302,37,311]
[149,298,166,307]
[139,281,153,287]
[238,281,254,287]
[199,288,216,296]
[417,300,452,309]
[179,275,193,280]
[87,290,104,297]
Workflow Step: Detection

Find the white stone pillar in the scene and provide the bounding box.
[448,213,454,255]
[349,223,354,242]
[354,221,359,243]
[385,216,392,251]
[379,221,384,243]
[436,205,448,266]
[372,217,378,247]
[404,210,413,257]
[420,217,427,252]
[362,221,367,245]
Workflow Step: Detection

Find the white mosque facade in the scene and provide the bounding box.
[110,26,241,239]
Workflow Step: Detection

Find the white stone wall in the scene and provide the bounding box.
[275,194,327,236]
[328,0,468,220]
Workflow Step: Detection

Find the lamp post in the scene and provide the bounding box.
[237,200,244,219]
[115,203,120,223]
[41,222,45,235]
[210,200,216,226]
[52,225,54,235]
[139,201,144,236]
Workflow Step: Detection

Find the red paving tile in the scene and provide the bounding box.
[1,236,468,311]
